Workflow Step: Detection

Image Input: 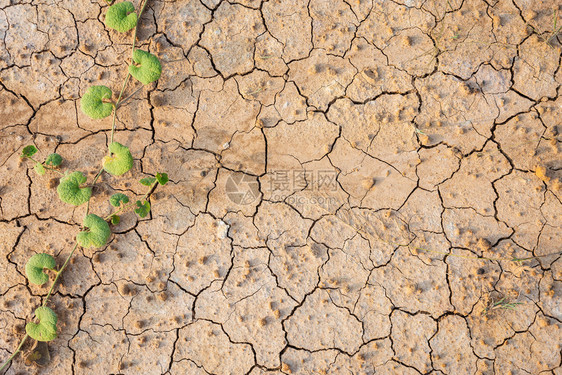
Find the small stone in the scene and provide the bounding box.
[477,238,492,252]
[118,284,130,295]
[158,292,168,301]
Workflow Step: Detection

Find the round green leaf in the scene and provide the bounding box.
[34,163,46,176]
[25,253,56,286]
[111,215,121,225]
[105,1,138,32]
[156,172,169,185]
[26,306,58,342]
[57,171,92,206]
[109,193,129,207]
[81,86,114,119]
[21,145,38,158]
[45,153,62,167]
[129,49,162,85]
[76,214,111,248]
[103,142,133,176]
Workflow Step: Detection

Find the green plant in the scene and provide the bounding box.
[103,142,134,176]
[0,0,166,371]
[546,9,562,44]
[57,171,92,206]
[526,8,562,45]
[482,296,523,316]
[105,1,138,32]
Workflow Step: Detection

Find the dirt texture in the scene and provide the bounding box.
[1,0,562,374]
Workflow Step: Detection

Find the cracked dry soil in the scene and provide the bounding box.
[1,0,562,374]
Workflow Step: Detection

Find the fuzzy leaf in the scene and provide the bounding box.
[34,163,46,176]
[21,145,38,158]
[111,215,120,225]
[81,86,114,119]
[25,253,56,286]
[45,153,62,167]
[156,172,168,185]
[76,214,111,248]
[103,142,133,176]
[134,200,150,218]
[139,177,156,186]
[129,49,161,85]
[26,306,57,342]
[105,1,137,32]
[57,172,92,206]
[109,193,129,207]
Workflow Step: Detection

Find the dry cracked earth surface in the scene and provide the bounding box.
[0,0,562,374]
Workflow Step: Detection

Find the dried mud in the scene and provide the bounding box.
[0,0,561,374]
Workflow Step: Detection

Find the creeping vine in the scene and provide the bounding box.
[0,0,166,371]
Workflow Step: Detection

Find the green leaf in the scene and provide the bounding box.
[45,153,62,167]
[34,163,46,176]
[109,193,129,207]
[156,172,168,185]
[57,172,92,206]
[129,49,162,85]
[134,200,150,218]
[76,214,111,248]
[25,253,56,286]
[21,145,38,158]
[105,1,138,32]
[139,177,156,186]
[26,306,57,342]
[80,85,114,119]
[111,215,120,225]
[103,142,133,176]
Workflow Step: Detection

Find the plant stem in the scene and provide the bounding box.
[109,73,132,148]
[85,167,105,216]
[42,243,79,305]
[26,157,64,176]
[0,334,29,372]
[109,0,149,149]
[1,242,80,370]
[132,0,150,56]
[115,85,143,109]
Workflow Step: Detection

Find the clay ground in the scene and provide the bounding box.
[1,0,562,374]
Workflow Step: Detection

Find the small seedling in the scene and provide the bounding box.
[20,146,63,177]
[44,153,62,167]
[482,296,523,316]
[548,9,562,44]
[109,193,129,207]
[134,200,151,218]
[0,0,168,371]
[544,9,562,45]
[525,8,562,46]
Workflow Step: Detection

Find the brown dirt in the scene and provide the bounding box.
[1,0,561,374]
